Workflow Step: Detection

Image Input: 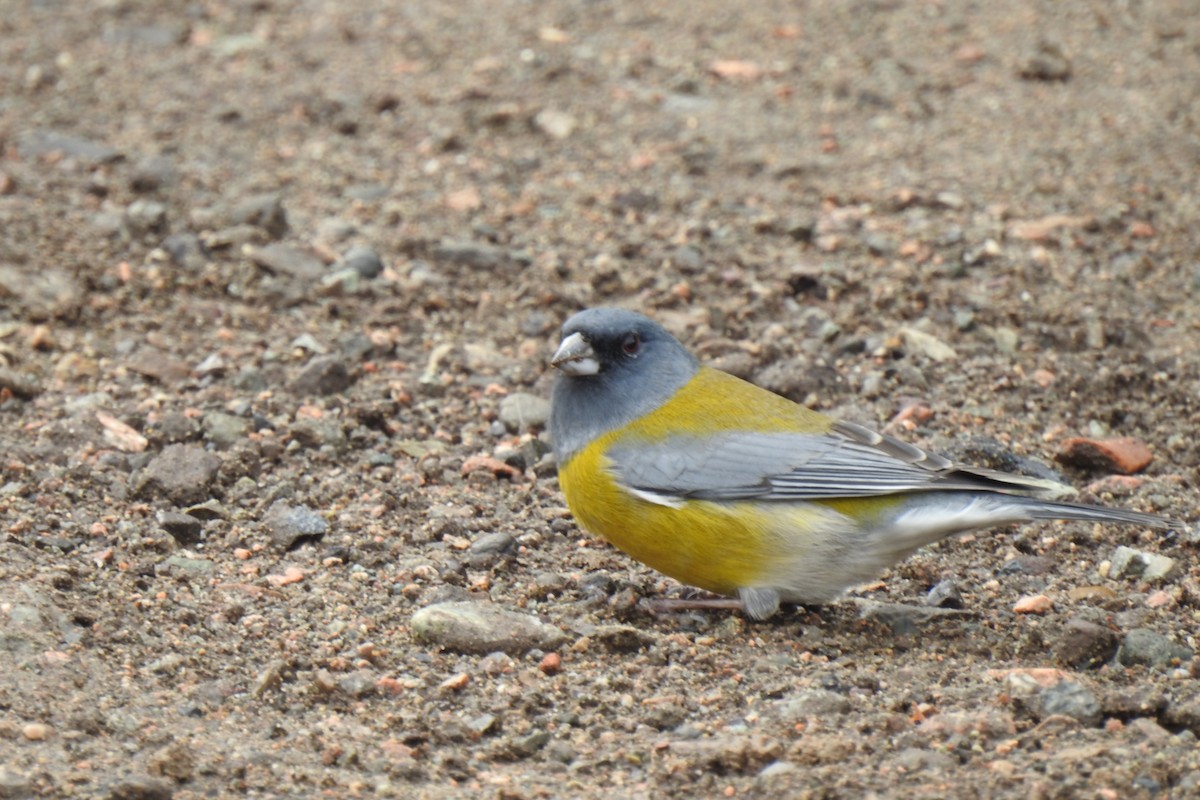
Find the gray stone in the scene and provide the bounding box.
[1034,680,1102,726]
[890,747,957,773]
[1117,627,1193,668]
[146,412,199,445]
[777,689,852,720]
[161,233,209,271]
[125,199,168,236]
[1020,42,1072,82]
[18,129,121,164]
[0,766,32,799]
[1109,546,1179,582]
[156,556,215,576]
[431,240,507,270]
[341,246,384,279]
[127,347,190,384]
[317,267,362,295]
[249,244,325,280]
[467,532,516,568]
[923,579,964,609]
[899,327,957,362]
[337,669,378,697]
[411,601,567,654]
[202,412,250,449]
[0,367,39,399]
[588,624,656,653]
[157,511,202,546]
[0,265,85,320]
[263,502,328,550]
[510,729,551,757]
[129,156,178,192]
[289,356,354,396]
[289,417,347,451]
[183,499,230,521]
[850,598,972,634]
[108,775,173,800]
[134,444,222,504]
[230,193,288,239]
[498,393,551,432]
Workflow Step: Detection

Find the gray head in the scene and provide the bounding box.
[548,308,699,463]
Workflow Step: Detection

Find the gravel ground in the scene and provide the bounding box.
[2,1,1200,798]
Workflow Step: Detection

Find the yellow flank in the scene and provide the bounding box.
[557,367,840,594]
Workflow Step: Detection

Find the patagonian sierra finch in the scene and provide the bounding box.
[548,307,1183,621]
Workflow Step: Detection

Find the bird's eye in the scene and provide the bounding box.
[621,332,641,356]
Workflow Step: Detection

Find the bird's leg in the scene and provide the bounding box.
[640,596,746,617]
[638,586,783,621]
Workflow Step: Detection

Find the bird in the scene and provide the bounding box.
[547,307,1184,621]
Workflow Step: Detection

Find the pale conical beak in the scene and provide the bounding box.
[551,332,600,376]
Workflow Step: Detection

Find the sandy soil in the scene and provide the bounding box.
[2,1,1200,797]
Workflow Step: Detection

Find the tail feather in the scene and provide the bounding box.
[1019,498,1184,531]
[882,492,1185,558]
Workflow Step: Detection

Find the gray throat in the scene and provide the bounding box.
[549,361,695,464]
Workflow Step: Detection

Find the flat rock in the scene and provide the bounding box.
[249,244,325,280]
[411,601,567,654]
[134,444,222,504]
[498,392,551,432]
[0,264,85,320]
[18,129,122,164]
[430,240,507,270]
[1117,627,1193,668]
[776,689,852,720]
[128,347,190,384]
[107,774,173,800]
[1014,679,1102,727]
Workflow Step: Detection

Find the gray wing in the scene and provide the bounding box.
[607,420,1073,504]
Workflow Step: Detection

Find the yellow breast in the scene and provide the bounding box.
[555,367,837,595]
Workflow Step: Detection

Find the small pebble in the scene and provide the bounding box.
[289,356,355,396]
[157,511,202,545]
[439,672,470,692]
[1013,594,1053,614]
[341,246,384,279]
[538,652,562,675]
[230,193,288,238]
[263,502,328,550]
[22,722,52,741]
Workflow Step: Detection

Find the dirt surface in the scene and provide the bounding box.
[3,1,1200,797]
